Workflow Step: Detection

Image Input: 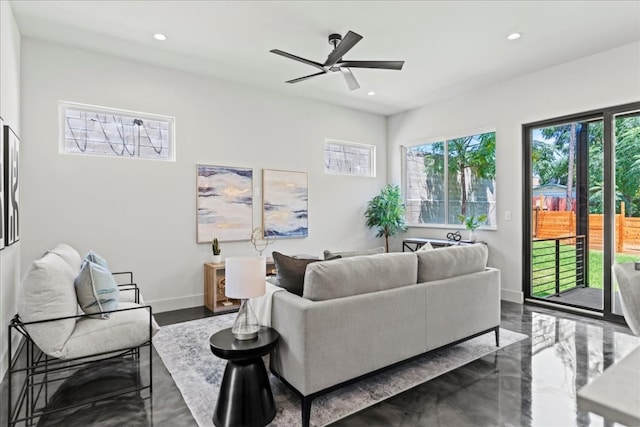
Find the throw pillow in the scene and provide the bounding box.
[17,252,78,358]
[417,242,434,251]
[48,243,83,273]
[272,251,321,296]
[84,250,110,269]
[416,244,488,283]
[74,261,120,319]
[323,247,385,260]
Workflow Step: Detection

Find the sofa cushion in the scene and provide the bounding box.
[62,302,159,360]
[17,252,78,358]
[303,252,418,301]
[75,261,120,319]
[48,243,83,273]
[417,244,488,283]
[323,246,385,260]
[272,252,321,296]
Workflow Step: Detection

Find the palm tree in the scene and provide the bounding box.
[447,132,495,216]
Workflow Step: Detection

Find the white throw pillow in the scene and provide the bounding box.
[417,242,434,251]
[17,253,78,358]
[49,243,83,273]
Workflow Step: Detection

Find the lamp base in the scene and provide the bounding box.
[232,299,260,340]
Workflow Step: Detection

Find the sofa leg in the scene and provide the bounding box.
[495,326,500,347]
[302,395,313,427]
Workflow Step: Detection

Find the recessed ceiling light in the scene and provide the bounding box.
[153,33,167,41]
[367,91,376,96]
[507,32,521,41]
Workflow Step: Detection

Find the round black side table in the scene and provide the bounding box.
[209,327,280,427]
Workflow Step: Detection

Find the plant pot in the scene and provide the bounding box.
[212,254,222,264]
[469,230,477,242]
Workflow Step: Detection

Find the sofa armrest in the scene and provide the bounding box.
[112,271,134,285]
[11,303,157,360]
[118,283,140,304]
[14,303,152,327]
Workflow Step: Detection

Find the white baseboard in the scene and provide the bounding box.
[501,288,524,304]
[148,294,204,313]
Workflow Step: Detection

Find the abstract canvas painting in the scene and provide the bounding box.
[262,169,308,238]
[196,165,253,242]
[4,125,19,246]
[0,118,4,250]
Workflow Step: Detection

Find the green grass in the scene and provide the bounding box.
[532,240,640,297]
[587,250,640,288]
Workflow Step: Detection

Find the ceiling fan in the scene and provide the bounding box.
[270,30,404,91]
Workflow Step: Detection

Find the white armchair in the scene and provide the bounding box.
[612,262,640,335]
[7,243,159,426]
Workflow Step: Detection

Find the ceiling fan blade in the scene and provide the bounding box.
[324,30,363,68]
[341,68,360,91]
[270,49,326,72]
[285,71,328,84]
[337,60,405,70]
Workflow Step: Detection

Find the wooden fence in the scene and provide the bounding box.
[533,205,640,252]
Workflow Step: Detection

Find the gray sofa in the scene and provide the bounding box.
[270,244,500,426]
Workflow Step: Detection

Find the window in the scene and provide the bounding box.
[404,130,496,227]
[324,139,375,177]
[60,101,175,161]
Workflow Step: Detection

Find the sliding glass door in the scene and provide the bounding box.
[611,111,640,315]
[524,102,640,318]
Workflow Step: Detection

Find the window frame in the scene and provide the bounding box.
[59,101,176,161]
[324,138,376,178]
[402,127,497,229]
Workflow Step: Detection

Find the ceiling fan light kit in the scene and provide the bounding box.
[270,30,405,91]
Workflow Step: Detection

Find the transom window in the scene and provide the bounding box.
[404,130,496,227]
[324,139,375,177]
[60,101,175,161]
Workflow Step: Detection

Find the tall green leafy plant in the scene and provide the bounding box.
[365,184,407,252]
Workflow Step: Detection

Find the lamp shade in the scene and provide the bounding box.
[225,257,266,299]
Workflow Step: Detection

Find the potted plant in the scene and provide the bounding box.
[365,184,407,252]
[211,237,222,263]
[456,214,487,242]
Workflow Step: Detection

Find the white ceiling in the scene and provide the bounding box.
[9,1,640,116]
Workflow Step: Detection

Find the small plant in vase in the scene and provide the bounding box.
[456,214,487,242]
[211,238,222,263]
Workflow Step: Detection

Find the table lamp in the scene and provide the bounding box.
[224,256,266,340]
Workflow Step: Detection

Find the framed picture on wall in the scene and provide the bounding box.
[262,169,308,239]
[4,125,19,246]
[196,164,253,243]
[0,117,4,251]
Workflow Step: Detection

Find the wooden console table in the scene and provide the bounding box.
[204,259,276,313]
[402,237,473,252]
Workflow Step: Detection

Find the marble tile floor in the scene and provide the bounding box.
[1,301,637,427]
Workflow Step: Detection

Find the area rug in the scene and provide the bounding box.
[154,314,528,427]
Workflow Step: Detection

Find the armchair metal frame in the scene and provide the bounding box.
[7,277,154,426]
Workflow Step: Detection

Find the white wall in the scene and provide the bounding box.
[388,41,640,303]
[20,39,387,312]
[0,1,21,378]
